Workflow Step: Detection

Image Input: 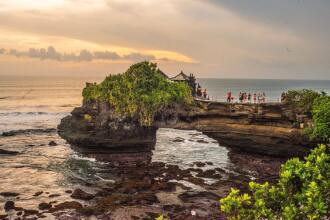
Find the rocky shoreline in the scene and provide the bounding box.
[1,148,284,220]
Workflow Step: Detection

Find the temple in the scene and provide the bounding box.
[170,71,197,96]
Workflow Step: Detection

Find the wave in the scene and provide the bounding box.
[1,128,57,137]
[0,112,69,116]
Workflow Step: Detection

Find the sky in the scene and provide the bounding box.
[0,0,329,79]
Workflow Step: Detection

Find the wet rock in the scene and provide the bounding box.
[187,167,203,173]
[172,137,185,142]
[196,169,222,179]
[131,192,159,205]
[65,190,72,194]
[38,202,52,210]
[116,180,152,194]
[71,189,94,201]
[77,207,96,216]
[48,194,60,198]
[0,149,19,155]
[0,192,19,197]
[187,177,205,185]
[178,191,219,203]
[98,193,131,208]
[33,191,43,196]
[206,162,213,165]
[196,139,209,144]
[48,141,57,146]
[4,201,15,211]
[23,209,39,216]
[193,162,206,167]
[0,215,8,219]
[49,201,83,212]
[151,181,176,192]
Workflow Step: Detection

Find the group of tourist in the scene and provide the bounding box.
[227,91,266,103]
[196,83,209,100]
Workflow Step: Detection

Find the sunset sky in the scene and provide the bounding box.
[0,0,329,79]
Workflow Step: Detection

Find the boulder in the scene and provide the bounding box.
[0,149,19,155]
[4,201,15,211]
[71,189,94,201]
[38,202,52,210]
[48,141,57,146]
[0,192,19,197]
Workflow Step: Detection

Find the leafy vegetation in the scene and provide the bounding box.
[284,89,325,114]
[220,144,330,220]
[310,96,330,141]
[155,215,169,220]
[82,62,193,126]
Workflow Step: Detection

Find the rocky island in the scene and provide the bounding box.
[59,62,313,161]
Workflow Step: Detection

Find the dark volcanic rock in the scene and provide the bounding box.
[0,149,19,155]
[2,128,56,137]
[193,162,206,167]
[4,201,15,211]
[178,191,219,203]
[172,137,185,142]
[0,192,19,197]
[48,141,57,146]
[71,189,94,201]
[33,191,43,196]
[23,209,39,216]
[49,201,83,212]
[38,202,52,210]
[48,194,60,198]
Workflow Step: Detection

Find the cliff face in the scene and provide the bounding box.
[58,100,313,158]
[159,101,312,157]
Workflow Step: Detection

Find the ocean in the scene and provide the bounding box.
[1,76,329,133]
[0,75,329,217]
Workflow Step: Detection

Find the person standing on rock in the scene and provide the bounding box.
[227,91,232,103]
[253,93,257,104]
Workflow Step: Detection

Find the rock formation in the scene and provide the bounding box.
[58,99,313,159]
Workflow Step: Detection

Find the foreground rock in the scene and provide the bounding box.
[0,192,19,197]
[71,189,94,201]
[4,201,15,211]
[0,149,19,155]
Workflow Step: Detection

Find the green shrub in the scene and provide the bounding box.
[82,62,193,126]
[155,215,169,220]
[310,96,330,141]
[83,114,92,122]
[284,89,323,114]
[220,144,330,220]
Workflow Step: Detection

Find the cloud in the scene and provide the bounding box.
[5,46,157,62]
[123,53,155,62]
